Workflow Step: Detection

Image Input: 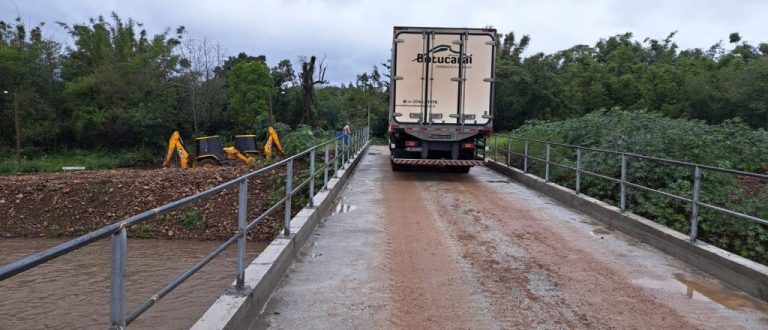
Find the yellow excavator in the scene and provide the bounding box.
[262,127,286,160]
[162,127,285,169]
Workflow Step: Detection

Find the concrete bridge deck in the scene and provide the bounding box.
[253,146,768,329]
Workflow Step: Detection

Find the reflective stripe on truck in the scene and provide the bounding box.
[392,159,485,166]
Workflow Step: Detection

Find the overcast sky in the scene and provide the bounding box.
[2,0,766,84]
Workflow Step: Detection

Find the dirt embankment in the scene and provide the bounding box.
[0,166,299,241]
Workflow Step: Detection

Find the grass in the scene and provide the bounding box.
[179,210,204,230]
[0,148,154,175]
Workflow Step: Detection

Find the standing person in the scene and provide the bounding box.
[342,122,351,146]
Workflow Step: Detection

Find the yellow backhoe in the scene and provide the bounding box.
[231,127,286,160]
[162,127,285,169]
[263,127,286,160]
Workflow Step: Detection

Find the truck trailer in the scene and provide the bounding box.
[388,26,496,173]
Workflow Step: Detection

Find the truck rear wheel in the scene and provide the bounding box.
[455,166,471,173]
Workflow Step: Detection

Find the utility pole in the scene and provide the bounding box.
[14,92,20,168]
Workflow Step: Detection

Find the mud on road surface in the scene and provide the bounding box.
[258,146,768,329]
[0,165,303,241]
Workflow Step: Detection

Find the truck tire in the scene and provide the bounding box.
[391,162,403,172]
[456,166,471,174]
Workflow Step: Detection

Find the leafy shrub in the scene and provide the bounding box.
[279,124,334,155]
[179,210,203,230]
[505,108,768,263]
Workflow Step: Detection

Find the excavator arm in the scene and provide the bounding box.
[223,146,254,165]
[162,131,190,169]
[264,126,286,160]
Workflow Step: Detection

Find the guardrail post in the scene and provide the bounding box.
[493,135,498,161]
[284,160,293,236]
[523,140,529,173]
[347,133,351,163]
[309,148,315,207]
[236,178,247,290]
[334,138,340,176]
[341,138,346,170]
[323,144,329,190]
[110,227,127,329]
[690,166,701,242]
[545,143,551,182]
[506,138,512,166]
[620,154,627,212]
[576,148,582,194]
[354,130,358,155]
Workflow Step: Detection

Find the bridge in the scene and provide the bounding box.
[2,129,768,329]
[247,145,768,329]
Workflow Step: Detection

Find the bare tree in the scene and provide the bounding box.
[178,37,226,133]
[299,55,327,125]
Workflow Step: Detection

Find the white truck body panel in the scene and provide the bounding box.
[392,27,495,128]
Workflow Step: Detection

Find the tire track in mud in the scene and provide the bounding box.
[380,166,495,329]
[421,173,708,329]
[421,177,575,329]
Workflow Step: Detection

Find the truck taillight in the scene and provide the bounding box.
[461,142,476,149]
[405,140,420,147]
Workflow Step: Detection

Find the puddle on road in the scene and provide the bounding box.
[633,273,768,312]
[333,199,358,215]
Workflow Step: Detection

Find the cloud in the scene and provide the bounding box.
[2,0,766,84]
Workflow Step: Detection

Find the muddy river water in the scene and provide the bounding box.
[0,238,266,329]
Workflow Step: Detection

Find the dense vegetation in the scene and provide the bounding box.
[3,14,767,159]
[494,31,768,131]
[0,14,387,164]
[496,109,768,263]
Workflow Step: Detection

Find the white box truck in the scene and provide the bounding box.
[388,26,496,173]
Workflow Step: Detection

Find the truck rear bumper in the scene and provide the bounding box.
[392,159,485,166]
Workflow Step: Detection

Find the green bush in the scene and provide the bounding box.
[179,210,203,230]
[279,124,334,155]
[504,108,768,264]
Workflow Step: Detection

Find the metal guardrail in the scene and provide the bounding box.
[0,127,370,329]
[488,134,768,243]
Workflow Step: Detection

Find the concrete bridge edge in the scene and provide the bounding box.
[192,142,372,330]
[486,159,768,303]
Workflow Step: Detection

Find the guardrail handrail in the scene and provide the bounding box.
[488,133,768,243]
[0,126,370,329]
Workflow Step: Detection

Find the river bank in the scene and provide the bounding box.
[0,166,298,241]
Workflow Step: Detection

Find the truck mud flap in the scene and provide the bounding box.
[392,159,485,166]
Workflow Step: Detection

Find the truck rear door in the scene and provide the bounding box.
[461,33,495,126]
[392,32,427,124]
[425,32,461,125]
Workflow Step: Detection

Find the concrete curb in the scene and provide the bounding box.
[486,159,768,302]
[192,142,372,330]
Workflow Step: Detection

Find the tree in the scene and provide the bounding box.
[0,18,63,149]
[227,59,273,131]
[58,12,185,148]
[298,55,327,125]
